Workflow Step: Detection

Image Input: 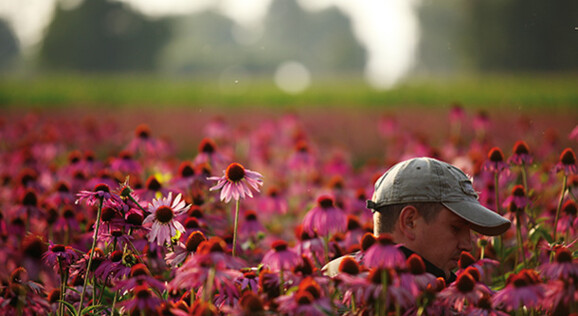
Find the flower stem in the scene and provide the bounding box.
[232,199,240,257]
[77,197,104,315]
[552,175,567,243]
[515,211,527,269]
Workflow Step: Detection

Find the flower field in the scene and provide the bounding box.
[0,104,576,315]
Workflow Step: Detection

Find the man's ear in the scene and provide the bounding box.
[398,205,418,240]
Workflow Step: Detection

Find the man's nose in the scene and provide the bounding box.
[459,231,473,252]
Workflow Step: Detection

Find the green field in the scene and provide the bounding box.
[1,74,577,109]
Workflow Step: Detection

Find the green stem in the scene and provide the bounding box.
[77,197,104,315]
[515,211,527,269]
[110,290,118,316]
[552,175,567,243]
[232,199,240,257]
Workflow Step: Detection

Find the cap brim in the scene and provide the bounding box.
[442,201,511,236]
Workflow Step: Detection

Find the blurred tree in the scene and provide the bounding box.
[0,18,20,73]
[416,0,578,74]
[160,0,365,78]
[39,0,170,72]
[258,0,365,74]
[464,0,578,72]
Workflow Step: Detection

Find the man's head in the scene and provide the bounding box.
[367,157,511,274]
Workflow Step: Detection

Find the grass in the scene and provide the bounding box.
[0,73,577,109]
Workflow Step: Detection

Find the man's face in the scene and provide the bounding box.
[410,207,473,275]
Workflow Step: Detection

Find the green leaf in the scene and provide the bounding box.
[59,300,78,316]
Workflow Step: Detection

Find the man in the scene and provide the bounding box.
[323,157,511,283]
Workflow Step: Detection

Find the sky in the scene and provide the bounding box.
[0,0,420,89]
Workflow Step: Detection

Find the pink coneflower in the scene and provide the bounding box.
[276,277,333,316]
[208,162,264,203]
[302,195,347,237]
[126,124,167,157]
[42,242,78,271]
[502,185,530,210]
[287,140,316,173]
[492,269,545,312]
[508,141,533,165]
[109,150,142,176]
[257,186,288,215]
[484,147,509,175]
[402,254,437,293]
[362,234,406,270]
[238,210,265,239]
[76,183,121,207]
[193,137,228,168]
[119,283,163,314]
[555,200,577,237]
[170,239,243,302]
[437,269,490,313]
[261,240,301,272]
[164,230,207,267]
[539,246,578,280]
[143,192,190,246]
[555,148,577,175]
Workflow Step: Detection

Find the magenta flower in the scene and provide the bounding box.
[484,147,509,175]
[118,283,162,314]
[508,140,533,165]
[502,185,530,210]
[492,269,545,312]
[261,240,301,272]
[362,234,406,270]
[143,192,190,246]
[208,162,264,203]
[75,183,121,206]
[554,148,577,175]
[42,242,78,271]
[437,268,490,312]
[193,137,228,168]
[539,246,578,280]
[301,195,347,237]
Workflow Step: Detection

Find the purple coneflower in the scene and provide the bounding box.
[502,185,529,210]
[76,183,121,207]
[492,269,545,312]
[143,192,190,246]
[194,137,228,168]
[508,141,533,165]
[301,195,347,237]
[484,147,509,175]
[261,240,301,272]
[362,234,406,270]
[42,242,78,270]
[208,162,264,203]
[539,246,578,280]
[437,268,490,313]
[555,148,577,175]
[165,230,207,267]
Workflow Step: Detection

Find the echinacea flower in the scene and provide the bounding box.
[143,192,190,246]
[75,183,121,207]
[302,195,347,237]
[492,269,545,312]
[502,185,529,210]
[208,163,264,203]
[437,268,490,312]
[194,137,228,168]
[42,242,78,271]
[362,234,406,270]
[539,246,578,280]
[484,147,509,175]
[261,240,301,272]
[554,147,577,175]
[508,141,533,165]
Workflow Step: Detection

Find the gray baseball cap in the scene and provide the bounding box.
[367,157,511,236]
